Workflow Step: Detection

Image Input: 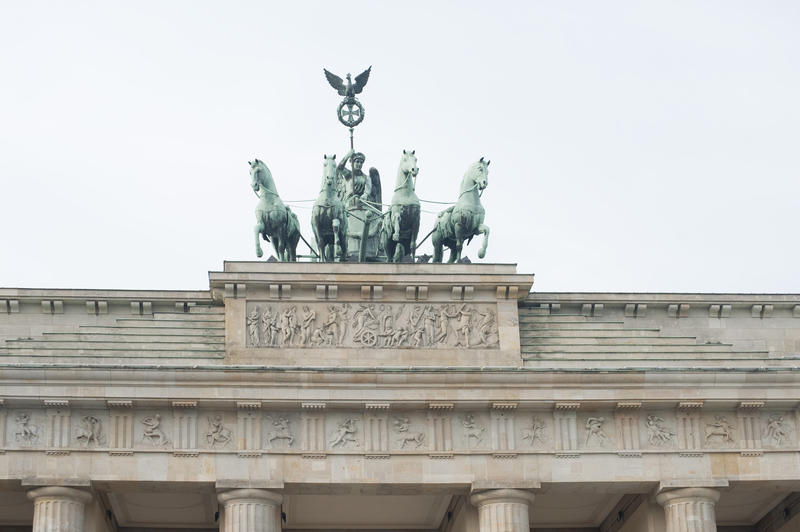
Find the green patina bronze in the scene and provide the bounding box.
[381,150,420,263]
[431,158,491,263]
[250,159,300,262]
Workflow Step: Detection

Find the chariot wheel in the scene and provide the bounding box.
[360,330,377,347]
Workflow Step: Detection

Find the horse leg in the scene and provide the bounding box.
[410,219,420,259]
[394,242,405,263]
[451,223,465,263]
[432,230,443,263]
[477,223,490,259]
[254,219,265,258]
[332,218,341,262]
[393,207,402,242]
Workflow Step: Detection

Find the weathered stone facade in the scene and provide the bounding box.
[2,262,800,531]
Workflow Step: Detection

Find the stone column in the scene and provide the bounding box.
[470,489,535,532]
[27,486,93,532]
[218,489,282,532]
[656,487,720,532]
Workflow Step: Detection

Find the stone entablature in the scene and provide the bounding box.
[1,399,797,458]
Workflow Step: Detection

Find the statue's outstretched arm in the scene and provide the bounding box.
[337,149,355,174]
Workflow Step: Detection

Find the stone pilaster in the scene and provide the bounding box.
[656,487,720,532]
[301,402,326,457]
[470,489,535,532]
[677,402,703,454]
[27,486,93,532]
[0,399,6,452]
[428,403,453,457]
[108,401,134,455]
[615,402,642,456]
[217,488,283,532]
[44,401,71,453]
[173,401,198,455]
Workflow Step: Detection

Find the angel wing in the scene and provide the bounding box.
[323,69,347,96]
[353,66,371,94]
[369,167,382,207]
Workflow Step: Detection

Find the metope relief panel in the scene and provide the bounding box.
[264,412,299,450]
[72,410,107,448]
[245,302,499,349]
[457,412,491,451]
[516,412,551,450]
[643,411,677,449]
[761,411,795,449]
[578,412,615,450]
[134,411,172,449]
[390,412,428,451]
[326,412,363,450]
[8,411,43,448]
[204,413,234,449]
[702,412,737,450]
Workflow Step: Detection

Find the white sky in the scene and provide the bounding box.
[1,1,798,293]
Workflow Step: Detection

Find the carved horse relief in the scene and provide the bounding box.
[312,155,348,261]
[381,150,421,262]
[250,159,300,261]
[432,158,490,263]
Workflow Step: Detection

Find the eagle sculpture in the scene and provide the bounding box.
[324,66,372,100]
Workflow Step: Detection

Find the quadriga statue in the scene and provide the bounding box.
[312,154,348,261]
[380,149,420,262]
[250,159,300,261]
[431,157,490,263]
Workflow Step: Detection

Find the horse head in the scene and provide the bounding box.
[464,157,490,192]
[249,158,271,194]
[321,154,338,192]
[398,149,419,188]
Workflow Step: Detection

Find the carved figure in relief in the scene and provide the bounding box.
[476,310,499,347]
[281,306,298,346]
[585,417,608,446]
[76,415,103,447]
[141,414,169,446]
[261,307,279,347]
[705,416,735,445]
[394,417,425,448]
[765,415,788,446]
[462,414,485,446]
[352,304,380,347]
[646,415,675,446]
[206,415,232,447]
[522,417,546,446]
[311,327,327,347]
[436,305,456,345]
[300,306,317,346]
[330,418,359,448]
[14,413,39,443]
[266,416,294,447]
[247,307,261,346]
[453,304,477,347]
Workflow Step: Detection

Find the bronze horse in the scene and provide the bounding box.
[311,155,348,261]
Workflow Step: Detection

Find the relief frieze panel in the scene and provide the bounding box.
[3,405,800,458]
[245,302,499,349]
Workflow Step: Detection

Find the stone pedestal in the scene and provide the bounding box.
[470,489,535,532]
[217,489,283,532]
[656,488,720,532]
[27,486,93,532]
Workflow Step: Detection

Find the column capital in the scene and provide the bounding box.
[656,487,721,507]
[27,486,93,505]
[217,488,283,506]
[470,488,536,508]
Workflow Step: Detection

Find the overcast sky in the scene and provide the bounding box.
[1,1,798,293]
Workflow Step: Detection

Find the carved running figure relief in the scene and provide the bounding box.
[646,415,675,446]
[394,417,425,448]
[266,416,294,447]
[76,415,103,447]
[462,414,485,447]
[141,414,169,446]
[246,303,498,349]
[330,419,359,448]
[206,415,232,447]
[14,413,39,444]
[705,416,735,445]
[765,415,788,446]
[521,417,546,447]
